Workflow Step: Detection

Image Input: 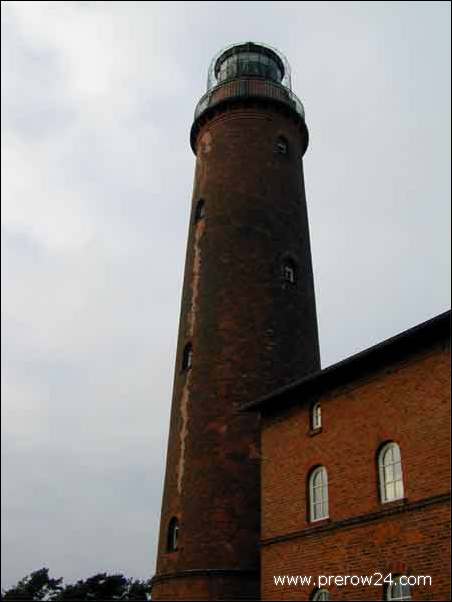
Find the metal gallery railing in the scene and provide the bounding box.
[194,78,305,122]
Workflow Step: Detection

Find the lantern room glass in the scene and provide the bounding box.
[215,49,283,85]
[207,42,293,91]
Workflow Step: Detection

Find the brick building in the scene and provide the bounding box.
[244,310,451,601]
[151,42,451,601]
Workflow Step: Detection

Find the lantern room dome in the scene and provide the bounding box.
[206,41,293,91]
[213,42,285,86]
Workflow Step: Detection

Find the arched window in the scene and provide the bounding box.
[182,343,193,371]
[167,517,179,552]
[379,442,404,503]
[312,588,331,601]
[282,259,297,284]
[194,199,205,222]
[275,135,288,155]
[311,402,322,430]
[309,466,329,522]
[386,575,411,600]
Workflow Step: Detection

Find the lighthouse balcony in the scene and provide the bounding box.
[193,77,305,123]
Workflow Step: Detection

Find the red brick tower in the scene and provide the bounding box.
[151,42,320,601]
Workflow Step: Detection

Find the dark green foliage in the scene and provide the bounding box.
[122,580,150,601]
[1,568,62,600]
[1,569,151,601]
[56,573,127,600]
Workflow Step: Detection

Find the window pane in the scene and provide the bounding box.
[383,446,394,466]
[385,481,395,501]
[395,479,404,499]
[313,590,331,601]
[401,581,411,597]
[168,518,179,552]
[392,445,401,462]
[385,464,394,483]
[312,404,321,429]
[387,576,411,600]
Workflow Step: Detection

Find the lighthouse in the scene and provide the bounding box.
[152,42,320,601]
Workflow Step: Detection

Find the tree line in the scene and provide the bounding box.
[1,568,152,600]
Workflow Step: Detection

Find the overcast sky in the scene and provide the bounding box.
[1,0,450,590]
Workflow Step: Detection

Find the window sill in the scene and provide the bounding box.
[309,427,323,437]
[380,497,408,508]
[308,517,331,527]
[164,549,180,556]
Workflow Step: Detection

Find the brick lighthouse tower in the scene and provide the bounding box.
[151,42,320,601]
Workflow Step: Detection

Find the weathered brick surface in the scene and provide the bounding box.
[152,101,320,600]
[263,502,450,600]
[151,574,259,601]
[261,345,451,600]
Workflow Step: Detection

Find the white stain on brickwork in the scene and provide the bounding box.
[177,383,190,494]
[187,219,205,337]
[177,216,205,494]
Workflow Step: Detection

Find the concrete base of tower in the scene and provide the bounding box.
[150,569,260,601]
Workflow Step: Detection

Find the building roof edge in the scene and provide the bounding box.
[241,310,451,414]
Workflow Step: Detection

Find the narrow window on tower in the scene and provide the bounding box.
[378,442,405,503]
[167,517,179,552]
[311,402,322,431]
[282,258,297,285]
[194,198,206,223]
[309,466,329,522]
[182,343,193,372]
[275,135,288,155]
[386,575,412,600]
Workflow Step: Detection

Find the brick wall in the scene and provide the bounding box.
[261,344,451,600]
[151,573,259,601]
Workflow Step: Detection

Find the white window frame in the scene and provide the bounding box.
[311,402,322,430]
[379,442,404,503]
[309,466,329,522]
